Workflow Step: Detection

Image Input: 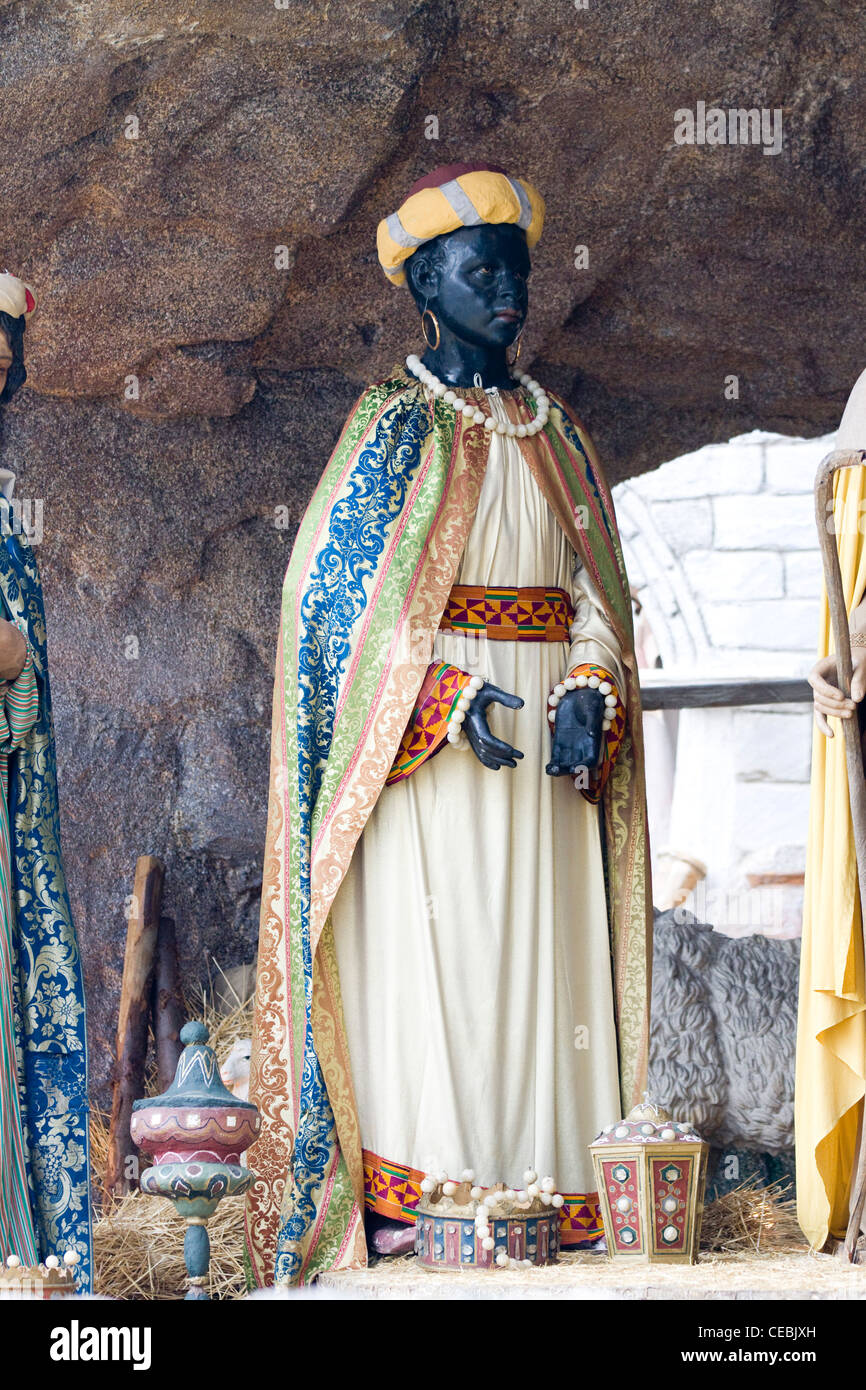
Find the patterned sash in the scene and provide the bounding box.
[439,584,573,642]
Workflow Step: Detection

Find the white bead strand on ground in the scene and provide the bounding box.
[417,1169,565,1269]
[405,355,550,437]
[446,674,486,750]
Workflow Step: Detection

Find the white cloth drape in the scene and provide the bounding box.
[332,390,623,1194]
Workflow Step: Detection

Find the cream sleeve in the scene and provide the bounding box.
[564,554,627,707]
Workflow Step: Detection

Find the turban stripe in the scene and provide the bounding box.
[377,169,545,287]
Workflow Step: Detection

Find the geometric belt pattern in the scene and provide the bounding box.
[440,584,574,642]
[552,662,626,806]
[557,1192,604,1245]
[362,1150,427,1222]
[362,1148,604,1246]
[386,662,470,785]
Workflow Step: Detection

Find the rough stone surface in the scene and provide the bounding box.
[6,3,866,471]
[2,2,863,1099]
[3,372,357,1100]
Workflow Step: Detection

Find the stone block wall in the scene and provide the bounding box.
[614,430,833,937]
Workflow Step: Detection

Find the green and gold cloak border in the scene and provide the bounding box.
[0,498,92,1289]
[244,372,651,1286]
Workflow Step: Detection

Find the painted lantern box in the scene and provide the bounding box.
[589,1100,708,1264]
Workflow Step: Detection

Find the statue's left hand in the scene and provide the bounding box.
[0,619,26,681]
[546,688,605,777]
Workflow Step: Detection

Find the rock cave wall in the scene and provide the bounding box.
[1,0,863,1098]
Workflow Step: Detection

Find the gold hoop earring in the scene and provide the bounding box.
[507,333,523,367]
[421,309,441,351]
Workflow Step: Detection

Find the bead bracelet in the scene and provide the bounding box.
[446,674,485,749]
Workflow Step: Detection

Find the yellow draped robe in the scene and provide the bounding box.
[797,464,866,1248]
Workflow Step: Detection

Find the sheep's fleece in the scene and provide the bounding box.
[647,910,798,1155]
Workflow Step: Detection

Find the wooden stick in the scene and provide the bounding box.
[104,855,164,1202]
[152,914,183,1092]
[815,449,866,1261]
[639,676,811,709]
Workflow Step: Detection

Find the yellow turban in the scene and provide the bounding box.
[0,272,36,321]
[377,162,545,287]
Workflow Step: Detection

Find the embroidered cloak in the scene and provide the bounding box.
[245,373,651,1286]
[0,491,92,1286]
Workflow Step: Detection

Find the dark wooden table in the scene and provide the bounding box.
[639,677,811,710]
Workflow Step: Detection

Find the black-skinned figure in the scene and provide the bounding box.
[405,218,607,779]
[246,164,651,1287]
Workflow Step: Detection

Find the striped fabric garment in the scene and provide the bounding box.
[0,640,40,1263]
[245,373,651,1287]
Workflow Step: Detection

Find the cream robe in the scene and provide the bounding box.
[332,389,625,1195]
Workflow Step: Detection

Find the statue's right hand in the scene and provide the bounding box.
[809,649,866,738]
[463,682,524,770]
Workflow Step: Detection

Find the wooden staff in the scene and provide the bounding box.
[815,448,866,1260]
[152,914,184,1092]
[104,855,164,1202]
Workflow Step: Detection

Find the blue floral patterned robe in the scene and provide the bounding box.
[0,479,91,1288]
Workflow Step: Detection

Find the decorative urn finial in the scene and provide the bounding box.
[131,1021,261,1299]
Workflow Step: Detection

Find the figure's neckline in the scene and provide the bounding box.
[399,365,525,396]
[401,356,551,438]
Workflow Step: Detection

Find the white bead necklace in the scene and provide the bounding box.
[405,354,550,437]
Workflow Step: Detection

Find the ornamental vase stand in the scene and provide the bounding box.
[131,1022,261,1299]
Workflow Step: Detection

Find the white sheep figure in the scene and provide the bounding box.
[220,1037,252,1102]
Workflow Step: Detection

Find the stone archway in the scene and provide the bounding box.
[613,482,709,671]
[612,431,832,937]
